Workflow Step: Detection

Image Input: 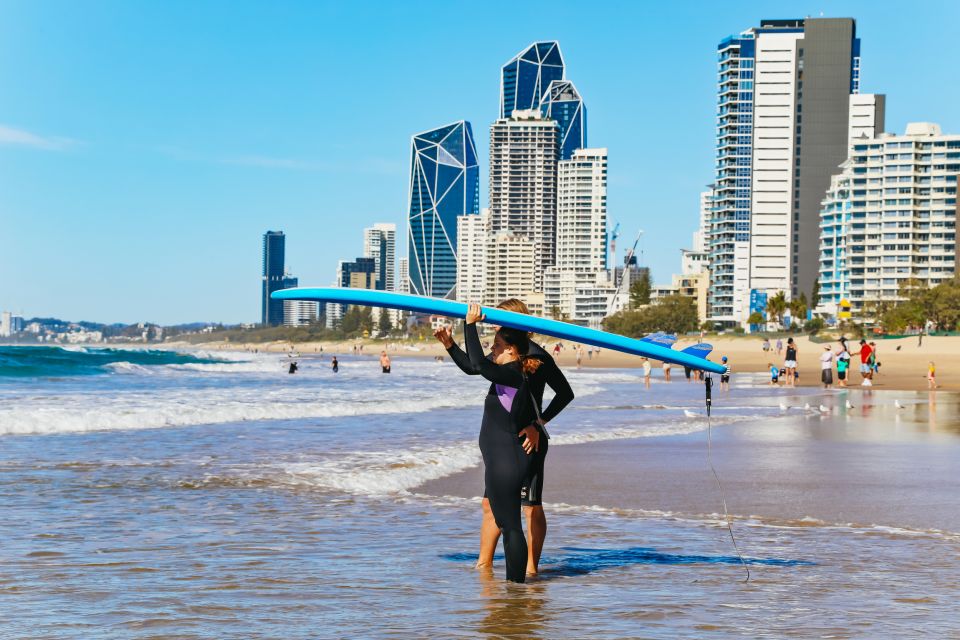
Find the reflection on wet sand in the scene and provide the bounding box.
[476,566,548,639]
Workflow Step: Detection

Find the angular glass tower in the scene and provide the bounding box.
[407,121,480,298]
[501,41,565,119]
[540,80,586,160]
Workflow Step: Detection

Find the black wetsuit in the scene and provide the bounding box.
[456,323,548,582]
[447,330,574,507]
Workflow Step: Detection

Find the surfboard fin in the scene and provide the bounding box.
[640,332,678,347]
[680,343,713,360]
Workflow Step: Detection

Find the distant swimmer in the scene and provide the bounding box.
[331,356,339,373]
[380,350,391,374]
[288,361,299,374]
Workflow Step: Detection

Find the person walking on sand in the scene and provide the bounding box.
[820,345,834,389]
[576,345,583,369]
[928,361,937,389]
[853,339,873,386]
[642,357,652,388]
[784,337,798,387]
[776,338,783,356]
[662,361,672,381]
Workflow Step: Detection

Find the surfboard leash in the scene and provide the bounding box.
[705,374,750,583]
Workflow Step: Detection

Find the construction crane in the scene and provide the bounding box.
[607,229,644,315]
[609,222,620,265]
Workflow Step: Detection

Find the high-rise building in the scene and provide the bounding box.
[261,230,289,326]
[544,148,609,323]
[363,223,397,291]
[0,311,11,338]
[541,80,586,160]
[489,110,559,292]
[408,121,480,298]
[500,41,564,119]
[555,148,608,271]
[818,123,959,317]
[708,18,885,326]
[485,231,538,311]
[398,257,410,295]
[456,210,490,303]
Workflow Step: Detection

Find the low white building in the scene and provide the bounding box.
[284,300,319,327]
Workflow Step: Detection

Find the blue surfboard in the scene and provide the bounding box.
[272,288,726,374]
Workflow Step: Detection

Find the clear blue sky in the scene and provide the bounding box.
[2,0,958,324]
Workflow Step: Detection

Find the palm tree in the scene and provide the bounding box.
[766,291,788,328]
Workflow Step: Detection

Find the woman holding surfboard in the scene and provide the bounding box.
[436,299,573,578]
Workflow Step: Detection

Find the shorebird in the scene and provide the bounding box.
[778,402,789,412]
[683,409,699,418]
[819,404,831,414]
[895,400,905,410]
[845,400,855,409]
[803,402,812,412]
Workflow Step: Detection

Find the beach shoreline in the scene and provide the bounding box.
[163,333,957,392]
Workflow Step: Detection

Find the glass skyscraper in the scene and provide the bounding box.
[540,80,586,160]
[261,230,286,326]
[407,121,480,298]
[500,41,564,119]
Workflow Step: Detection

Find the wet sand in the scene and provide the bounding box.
[417,387,960,534]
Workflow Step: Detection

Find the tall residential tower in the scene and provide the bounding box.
[261,230,287,326]
[500,41,564,119]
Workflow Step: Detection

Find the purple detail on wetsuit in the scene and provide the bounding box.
[495,384,517,412]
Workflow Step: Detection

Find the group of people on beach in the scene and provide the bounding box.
[765,337,882,389]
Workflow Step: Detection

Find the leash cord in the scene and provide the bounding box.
[705,374,750,583]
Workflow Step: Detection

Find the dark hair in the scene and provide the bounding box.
[497,327,541,374]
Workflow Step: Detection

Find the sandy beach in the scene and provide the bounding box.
[179,333,958,392]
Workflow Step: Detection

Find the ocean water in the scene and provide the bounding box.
[0,346,957,638]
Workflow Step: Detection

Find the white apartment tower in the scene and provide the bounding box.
[544,148,610,323]
[456,209,490,303]
[818,123,959,316]
[709,18,885,326]
[398,257,409,294]
[488,109,559,292]
[363,223,397,291]
[484,231,537,310]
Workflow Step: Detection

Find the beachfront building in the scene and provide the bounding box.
[0,311,11,338]
[489,110,559,293]
[363,223,396,292]
[543,148,609,324]
[708,18,885,327]
[817,123,960,317]
[484,231,539,313]
[540,80,586,160]
[500,41,564,119]
[407,121,480,299]
[261,230,288,326]
[283,300,319,327]
[456,209,490,303]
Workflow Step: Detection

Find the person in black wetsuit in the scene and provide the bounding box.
[454,302,545,582]
[435,298,574,577]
